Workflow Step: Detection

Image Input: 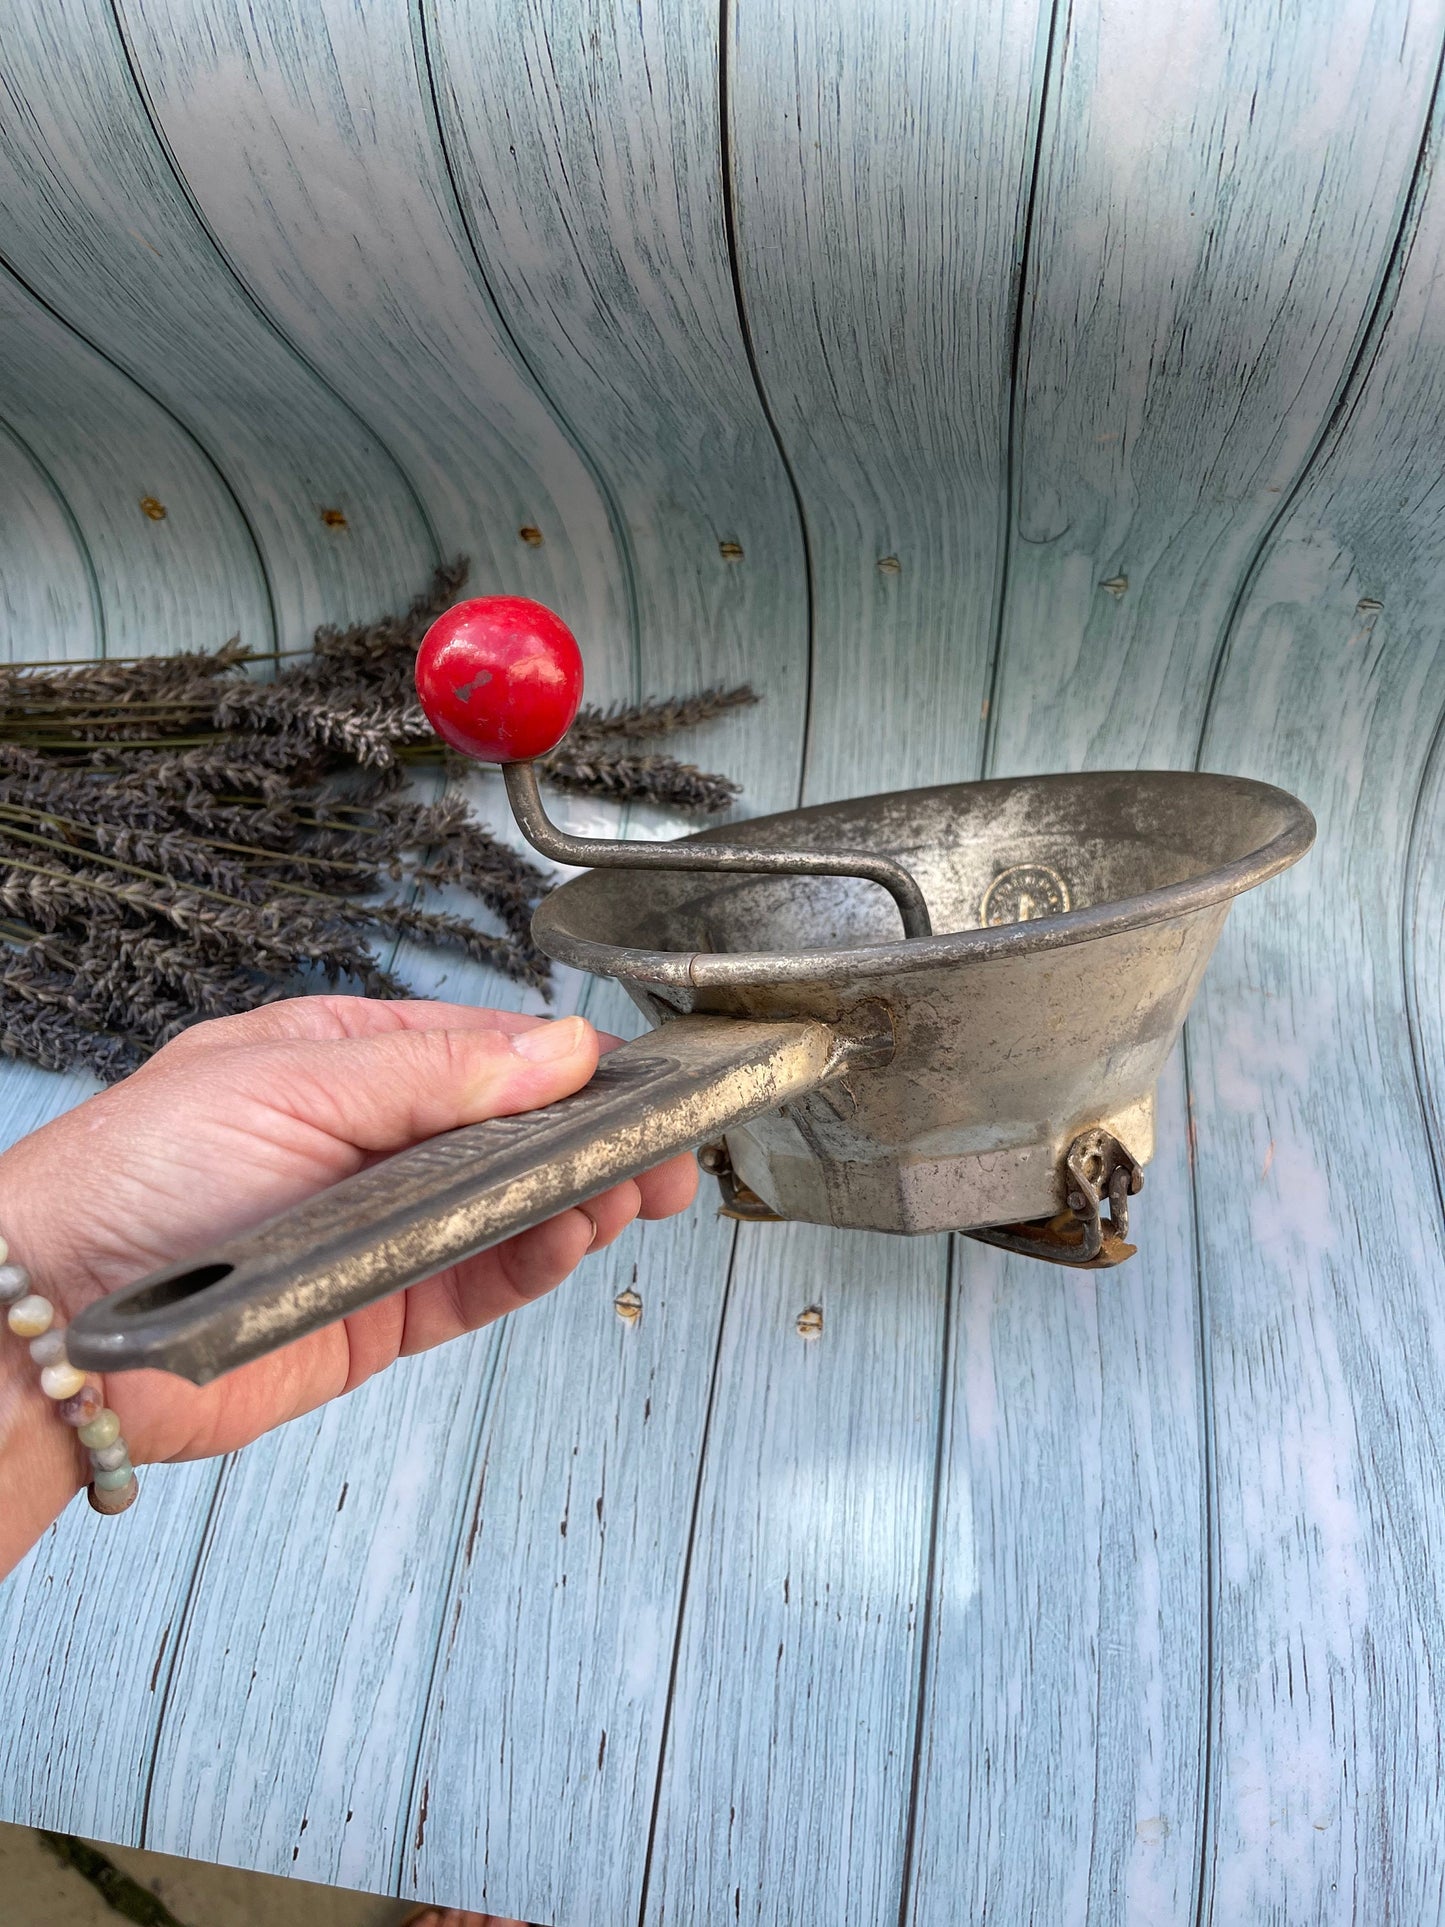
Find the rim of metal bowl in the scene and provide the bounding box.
[530,770,1316,990]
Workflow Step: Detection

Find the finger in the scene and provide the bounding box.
[394,1168,679,1358]
[156,1017,601,1175]
[150,994,553,1058]
[495,1207,600,1306]
[577,1177,644,1254]
[488,1179,649,1295]
[274,1015,601,1152]
[634,1151,701,1219]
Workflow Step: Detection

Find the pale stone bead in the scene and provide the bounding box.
[77,1408,120,1450]
[7,1294,52,1338]
[40,1361,87,1401]
[0,1263,33,1305]
[90,1440,129,1472]
[92,1462,135,1493]
[29,1330,67,1368]
[0,1235,9,1265]
[88,1476,138,1516]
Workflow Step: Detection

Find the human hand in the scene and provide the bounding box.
[0,997,697,1559]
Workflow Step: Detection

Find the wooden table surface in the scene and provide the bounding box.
[4,0,1445,1919]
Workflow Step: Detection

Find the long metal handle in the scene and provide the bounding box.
[504,764,933,940]
[66,1015,851,1386]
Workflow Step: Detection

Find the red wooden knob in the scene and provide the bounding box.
[415,595,584,762]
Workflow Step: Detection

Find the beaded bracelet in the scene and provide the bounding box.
[0,1248,138,1515]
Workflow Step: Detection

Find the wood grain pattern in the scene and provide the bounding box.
[138,1342,509,1879]
[398,7,816,1912]
[908,1058,1205,1926]
[0,267,274,658]
[0,1447,224,1840]
[628,6,1050,1917]
[1187,89,1445,1915]
[985,0,1445,782]
[113,0,633,692]
[902,4,1445,1922]
[5,0,1445,1917]
[0,0,435,638]
[0,419,100,661]
[402,1205,736,1922]
[643,1225,949,1927]
[726,0,1047,795]
[420,0,808,814]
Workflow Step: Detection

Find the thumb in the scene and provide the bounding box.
[227,1013,601,1158]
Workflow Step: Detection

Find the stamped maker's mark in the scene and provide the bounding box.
[981,863,1071,927]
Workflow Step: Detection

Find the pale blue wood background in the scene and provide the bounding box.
[2,0,1444,1921]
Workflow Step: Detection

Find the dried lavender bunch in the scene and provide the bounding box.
[568,686,758,743]
[540,745,741,814]
[210,560,466,765]
[0,563,756,1080]
[0,751,550,1081]
[0,561,756,807]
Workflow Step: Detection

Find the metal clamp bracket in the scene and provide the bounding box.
[964,1127,1144,1269]
[700,1125,1145,1265]
[698,1141,786,1222]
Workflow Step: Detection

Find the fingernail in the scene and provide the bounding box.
[512,1016,586,1063]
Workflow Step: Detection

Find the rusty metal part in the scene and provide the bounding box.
[698,1140,786,1222]
[68,1016,862,1385]
[966,1129,1143,1269]
[504,761,932,940]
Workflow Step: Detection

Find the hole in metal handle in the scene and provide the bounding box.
[111,1261,235,1316]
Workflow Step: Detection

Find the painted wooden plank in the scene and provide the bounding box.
[0,268,273,659]
[643,1224,949,1927]
[985,0,1445,783]
[421,0,809,813]
[0,0,435,638]
[0,421,100,662]
[112,0,633,686]
[136,1342,509,1881]
[908,1057,1204,1926]
[904,4,1445,1922]
[726,0,1048,794]
[397,942,747,1909]
[1185,105,1445,1918]
[391,6,818,1911]
[1407,724,1445,1179]
[636,5,1047,1921]
[396,1198,736,1922]
[0,1457,227,1841]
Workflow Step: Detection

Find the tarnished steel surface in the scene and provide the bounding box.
[532,769,1313,986]
[539,769,1311,1233]
[71,767,1311,1379]
[68,1014,852,1383]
